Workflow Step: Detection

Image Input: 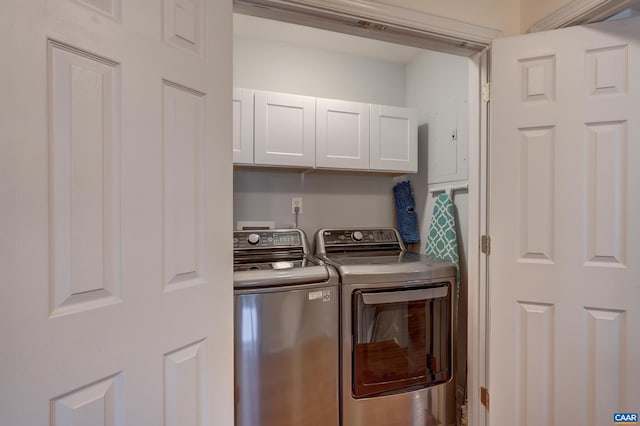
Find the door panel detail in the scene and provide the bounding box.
[585,46,628,96]
[519,56,556,102]
[162,81,206,291]
[74,0,121,21]
[585,308,626,426]
[163,0,204,55]
[585,121,627,266]
[50,372,123,426]
[269,106,304,154]
[379,116,409,160]
[327,111,363,158]
[48,40,122,317]
[518,126,555,263]
[164,340,208,426]
[517,302,554,426]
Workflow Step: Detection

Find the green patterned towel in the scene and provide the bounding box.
[425,193,459,283]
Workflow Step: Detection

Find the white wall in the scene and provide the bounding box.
[234,170,397,238]
[234,36,407,106]
[404,50,470,403]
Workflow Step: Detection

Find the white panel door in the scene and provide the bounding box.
[490,17,640,426]
[254,90,316,168]
[316,98,370,170]
[370,104,417,172]
[0,1,233,425]
[233,88,254,164]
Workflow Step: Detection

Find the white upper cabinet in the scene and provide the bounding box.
[254,91,316,167]
[233,88,254,164]
[370,105,417,173]
[235,88,417,173]
[316,98,370,169]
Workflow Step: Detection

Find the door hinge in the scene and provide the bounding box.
[481,82,491,102]
[480,386,490,409]
[481,235,491,255]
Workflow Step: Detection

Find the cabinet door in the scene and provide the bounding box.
[254,91,315,167]
[316,98,370,169]
[233,88,254,164]
[370,105,417,172]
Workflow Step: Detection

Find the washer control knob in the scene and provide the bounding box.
[352,231,364,242]
[247,233,261,245]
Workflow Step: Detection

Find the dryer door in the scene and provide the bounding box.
[352,283,452,398]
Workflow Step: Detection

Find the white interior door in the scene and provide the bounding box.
[490,16,640,426]
[0,1,233,425]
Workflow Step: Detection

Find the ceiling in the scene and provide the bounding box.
[233,13,423,65]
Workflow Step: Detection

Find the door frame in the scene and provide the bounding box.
[234,0,502,54]
[231,1,627,425]
[468,49,490,426]
[232,2,494,425]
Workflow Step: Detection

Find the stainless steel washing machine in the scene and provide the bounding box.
[315,228,457,426]
[234,229,339,426]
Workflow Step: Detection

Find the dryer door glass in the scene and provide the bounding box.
[351,283,452,398]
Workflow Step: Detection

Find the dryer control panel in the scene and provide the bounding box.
[319,228,400,247]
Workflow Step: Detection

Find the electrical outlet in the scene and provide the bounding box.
[291,197,303,215]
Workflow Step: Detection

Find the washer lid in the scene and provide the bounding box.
[233,263,333,289]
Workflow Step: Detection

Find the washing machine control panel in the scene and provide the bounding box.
[233,230,303,250]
